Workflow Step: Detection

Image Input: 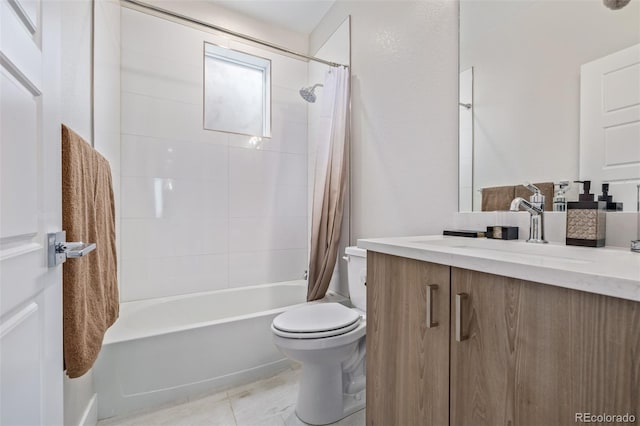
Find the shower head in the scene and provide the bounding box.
[299,84,323,103]
[603,0,631,9]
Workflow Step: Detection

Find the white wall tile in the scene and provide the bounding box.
[121,49,202,104]
[273,120,308,155]
[122,177,228,219]
[121,218,228,260]
[272,99,308,125]
[230,184,306,218]
[272,86,308,112]
[120,254,229,301]
[121,135,228,180]
[122,92,228,144]
[229,249,308,287]
[228,120,307,155]
[230,216,306,252]
[230,148,306,187]
[121,7,309,301]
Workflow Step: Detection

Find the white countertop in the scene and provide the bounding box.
[358,235,640,302]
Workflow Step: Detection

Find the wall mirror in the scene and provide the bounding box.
[459,0,640,212]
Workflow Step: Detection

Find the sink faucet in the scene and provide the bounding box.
[510,184,548,243]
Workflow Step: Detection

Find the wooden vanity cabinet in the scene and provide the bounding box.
[366,252,450,426]
[451,267,640,426]
[366,252,640,426]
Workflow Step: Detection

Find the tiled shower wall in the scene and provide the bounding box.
[120,8,309,301]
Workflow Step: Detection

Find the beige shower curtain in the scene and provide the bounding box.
[307,67,350,302]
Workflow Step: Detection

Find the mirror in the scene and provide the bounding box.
[459,0,640,211]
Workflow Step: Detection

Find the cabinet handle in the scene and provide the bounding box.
[426,284,438,328]
[455,293,469,342]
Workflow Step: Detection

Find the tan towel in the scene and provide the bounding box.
[62,124,119,378]
[481,185,515,211]
[515,182,554,212]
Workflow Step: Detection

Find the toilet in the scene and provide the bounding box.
[271,247,367,425]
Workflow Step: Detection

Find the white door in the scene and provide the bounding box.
[0,0,63,424]
[580,43,640,211]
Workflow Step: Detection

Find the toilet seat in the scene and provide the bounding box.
[272,303,361,339]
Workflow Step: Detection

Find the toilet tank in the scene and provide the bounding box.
[345,246,367,312]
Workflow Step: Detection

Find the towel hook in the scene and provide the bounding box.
[48,231,97,267]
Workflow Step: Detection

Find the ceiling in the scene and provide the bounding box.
[209,0,335,34]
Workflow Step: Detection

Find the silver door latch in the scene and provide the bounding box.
[48,231,97,267]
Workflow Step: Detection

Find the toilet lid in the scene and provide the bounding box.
[272,319,361,339]
[272,303,360,334]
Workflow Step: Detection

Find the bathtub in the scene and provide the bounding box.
[94,280,315,420]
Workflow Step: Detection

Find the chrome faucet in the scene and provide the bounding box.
[510,184,548,244]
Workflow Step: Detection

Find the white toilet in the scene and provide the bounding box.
[271,247,367,425]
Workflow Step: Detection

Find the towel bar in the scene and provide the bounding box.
[48,231,96,267]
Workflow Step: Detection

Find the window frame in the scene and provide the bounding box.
[202,41,272,138]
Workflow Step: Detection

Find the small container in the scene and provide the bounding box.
[566,180,606,247]
[486,226,519,240]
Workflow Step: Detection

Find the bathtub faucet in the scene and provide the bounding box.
[510,197,547,244]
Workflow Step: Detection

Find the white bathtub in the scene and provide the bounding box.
[94,281,311,420]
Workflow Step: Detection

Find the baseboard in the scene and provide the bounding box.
[78,393,98,426]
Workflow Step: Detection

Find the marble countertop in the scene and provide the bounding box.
[358,235,640,302]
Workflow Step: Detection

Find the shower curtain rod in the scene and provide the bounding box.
[121,0,349,68]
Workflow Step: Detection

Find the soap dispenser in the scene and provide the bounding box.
[566,180,606,247]
[553,181,569,212]
[598,183,623,211]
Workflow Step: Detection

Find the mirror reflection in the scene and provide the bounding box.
[459,0,640,212]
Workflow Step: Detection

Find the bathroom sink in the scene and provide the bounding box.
[409,237,592,264]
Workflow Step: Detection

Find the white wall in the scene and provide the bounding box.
[120,7,309,301]
[461,0,640,210]
[310,0,459,241]
[61,1,121,425]
[459,68,473,212]
[141,0,308,54]
[308,18,351,296]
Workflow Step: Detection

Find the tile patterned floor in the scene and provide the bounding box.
[98,365,365,426]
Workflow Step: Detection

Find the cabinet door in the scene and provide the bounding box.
[367,252,450,426]
[450,267,640,426]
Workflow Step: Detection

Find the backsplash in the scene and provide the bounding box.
[451,211,637,248]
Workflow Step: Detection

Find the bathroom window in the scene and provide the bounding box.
[203,42,271,138]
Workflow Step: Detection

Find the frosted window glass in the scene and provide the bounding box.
[204,43,271,137]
